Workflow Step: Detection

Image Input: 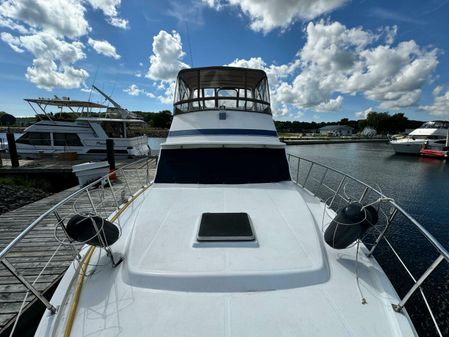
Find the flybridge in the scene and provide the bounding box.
[173,66,271,114]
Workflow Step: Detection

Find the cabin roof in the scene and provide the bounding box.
[77,117,145,123]
[177,66,268,90]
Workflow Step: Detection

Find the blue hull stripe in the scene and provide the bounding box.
[169,128,278,137]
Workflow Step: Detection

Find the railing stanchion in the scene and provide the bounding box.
[319,168,328,187]
[86,188,97,214]
[367,208,398,257]
[146,157,150,185]
[53,211,81,260]
[296,158,300,183]
[1,259,57,314]
[303,162,314,186]
[359,186,369,203]
[329,176,345,208]
[107,176,120,209]
[393,254,445,313]
[121,169,133,195]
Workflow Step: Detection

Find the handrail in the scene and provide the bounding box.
[287,153,448,337]
[0,156,153,328]
[0,157,149,260]
[287,154,449,264]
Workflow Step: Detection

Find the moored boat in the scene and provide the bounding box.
[15,88,149,159]
[389,121,449,155]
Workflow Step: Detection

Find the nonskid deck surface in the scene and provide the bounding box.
[44,182,416,337]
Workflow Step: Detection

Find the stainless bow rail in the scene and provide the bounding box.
[287,153,448,337]
[0,157,154,335]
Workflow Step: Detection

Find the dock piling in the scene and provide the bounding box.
[6,132,19,167]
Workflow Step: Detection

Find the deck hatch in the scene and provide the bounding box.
[197,212,255,241]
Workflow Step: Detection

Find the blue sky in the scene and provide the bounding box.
[1,0,449,122]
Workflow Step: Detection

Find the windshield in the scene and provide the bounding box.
[173,67,271,114]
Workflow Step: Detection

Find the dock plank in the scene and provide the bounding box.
[0,158,156,335]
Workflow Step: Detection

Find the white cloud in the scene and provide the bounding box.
[355,107,374,119]
[2,31,88,89]
[26,57,88,90]
[146,30,189,82]
[107,17,129,29]
[0,0,90,38]
[88,37,120,59]
[315,95,344,112]
[420,86,449,117]
[0,0,127,90]
[124,84,144,96]
[0,16,30,34]
[203,0,346,33]
[0,32,24,52]
[142,21,439,116]
[86,0,129,29]
[87,0,119,16]
[268,21,438,113]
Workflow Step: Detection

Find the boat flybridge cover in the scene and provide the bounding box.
[24,98,107,108]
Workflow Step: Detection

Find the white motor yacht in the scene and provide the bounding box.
[389,121,449,154]
[3,67,447,337]
[15,89,149,158]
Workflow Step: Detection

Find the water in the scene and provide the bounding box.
[287,142,449,336]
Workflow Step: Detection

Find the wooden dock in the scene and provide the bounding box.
[0,158,157,335]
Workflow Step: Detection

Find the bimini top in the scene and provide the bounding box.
[173,66,271,115]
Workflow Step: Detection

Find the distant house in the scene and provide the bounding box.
[319,125,353,136]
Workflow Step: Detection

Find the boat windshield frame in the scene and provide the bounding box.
[173,67,271,115]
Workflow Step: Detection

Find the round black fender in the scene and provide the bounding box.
[324,202,378,249]
[66,214,120,247]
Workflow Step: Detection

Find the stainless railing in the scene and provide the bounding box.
[0,157,155,335]
[287,153,448,337]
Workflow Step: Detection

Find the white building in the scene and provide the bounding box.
[319,125,353,136]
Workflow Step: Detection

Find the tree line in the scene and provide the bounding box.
[275,112,424,134]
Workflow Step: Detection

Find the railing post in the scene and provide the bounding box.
[146,156,150,185]
[107,176,120,209]
[120,169,133,195]
[1,259,57,314]
[53,211,81,260]
[329,176,345,208]
[86,188,97,214]
[367,207,398,257]
[303,162,314,186]
[392,254,445,312]
[296,158,300,183]
[319,168,328,187]
[359,187,369,203]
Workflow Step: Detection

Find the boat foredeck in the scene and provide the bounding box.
[43,182,417,337]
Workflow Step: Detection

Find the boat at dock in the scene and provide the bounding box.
[14,87,149,158]
[389,120,449,155]
[1,66,448,336]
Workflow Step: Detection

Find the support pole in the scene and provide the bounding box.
[7,132,19,167]
[106,139,116,180]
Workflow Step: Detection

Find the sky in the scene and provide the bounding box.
[1,0,449,122]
